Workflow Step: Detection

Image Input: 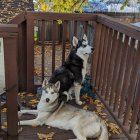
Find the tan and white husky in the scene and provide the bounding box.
[19,80,108,140]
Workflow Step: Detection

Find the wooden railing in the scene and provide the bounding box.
[91,14,140,140]
[0,24,19,136]
[10,12,97,93]
[1,12,140,139]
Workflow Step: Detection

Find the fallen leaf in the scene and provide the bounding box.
[94,99,102,105]
[108,122,122,135]
[37,132,55,140]
[83,105,89,110]
[29,99,39,105]
[2,108,7,112]
[27,93,34,97]
[2,122,7,129]
[32,124,38,128]
[18,92,26,96]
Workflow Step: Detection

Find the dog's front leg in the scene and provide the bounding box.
[63,91,72,101]
[20,119,41,126]
[20,112,48,126]
[19,110,38,116]
[74,83,82,105]
[21,110,38,115]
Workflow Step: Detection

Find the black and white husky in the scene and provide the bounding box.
[19,80,109,140]
[49,34,94,105]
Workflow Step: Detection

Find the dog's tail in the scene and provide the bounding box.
[99,120,109,140]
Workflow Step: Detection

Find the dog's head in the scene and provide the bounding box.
[41,79,60,104]
[72,34,94,59]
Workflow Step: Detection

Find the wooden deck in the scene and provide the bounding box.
[1,93,128,140]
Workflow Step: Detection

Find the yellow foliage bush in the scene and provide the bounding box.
[34,0,88,13]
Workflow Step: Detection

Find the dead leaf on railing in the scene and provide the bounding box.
[37,132,55,140]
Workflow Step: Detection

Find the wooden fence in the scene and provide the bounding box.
[92,14,140,140]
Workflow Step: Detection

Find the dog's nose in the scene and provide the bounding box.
[91,48,94,52]
[46,98,50,102]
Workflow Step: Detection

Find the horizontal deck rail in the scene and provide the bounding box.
[97,14,140,40]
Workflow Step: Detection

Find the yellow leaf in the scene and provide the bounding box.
[40,3,49,11]
[79,9,83,13]
[57,19,62,24]
[27,93,34,97]
[32,124,38,127]
[108,122,122,135]
[37,132,55,140]
[2,108,7,112]
[94,99,102,104]
[37,133,47,139]
[2,122,7,129]
[98,112,107,116]
[29,99,39,105]
[18,92,26,97]
[83,105,88,110]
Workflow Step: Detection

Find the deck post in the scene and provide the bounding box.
[3,31,19,136]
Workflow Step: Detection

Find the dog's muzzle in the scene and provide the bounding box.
[91,48,94,52]
[46,98,50,102]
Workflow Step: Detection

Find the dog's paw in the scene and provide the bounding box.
[18,127,23,133]
[18,111,23,117]
[76,100,83,105]
[62,92,72,101]
[69,95,73,100]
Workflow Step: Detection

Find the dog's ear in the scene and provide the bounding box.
[55,81,60,91]
[42,79,48,87]
[83,34,87,41]
[72,36,78,47]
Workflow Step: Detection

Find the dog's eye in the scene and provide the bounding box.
[51,92,54,94]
